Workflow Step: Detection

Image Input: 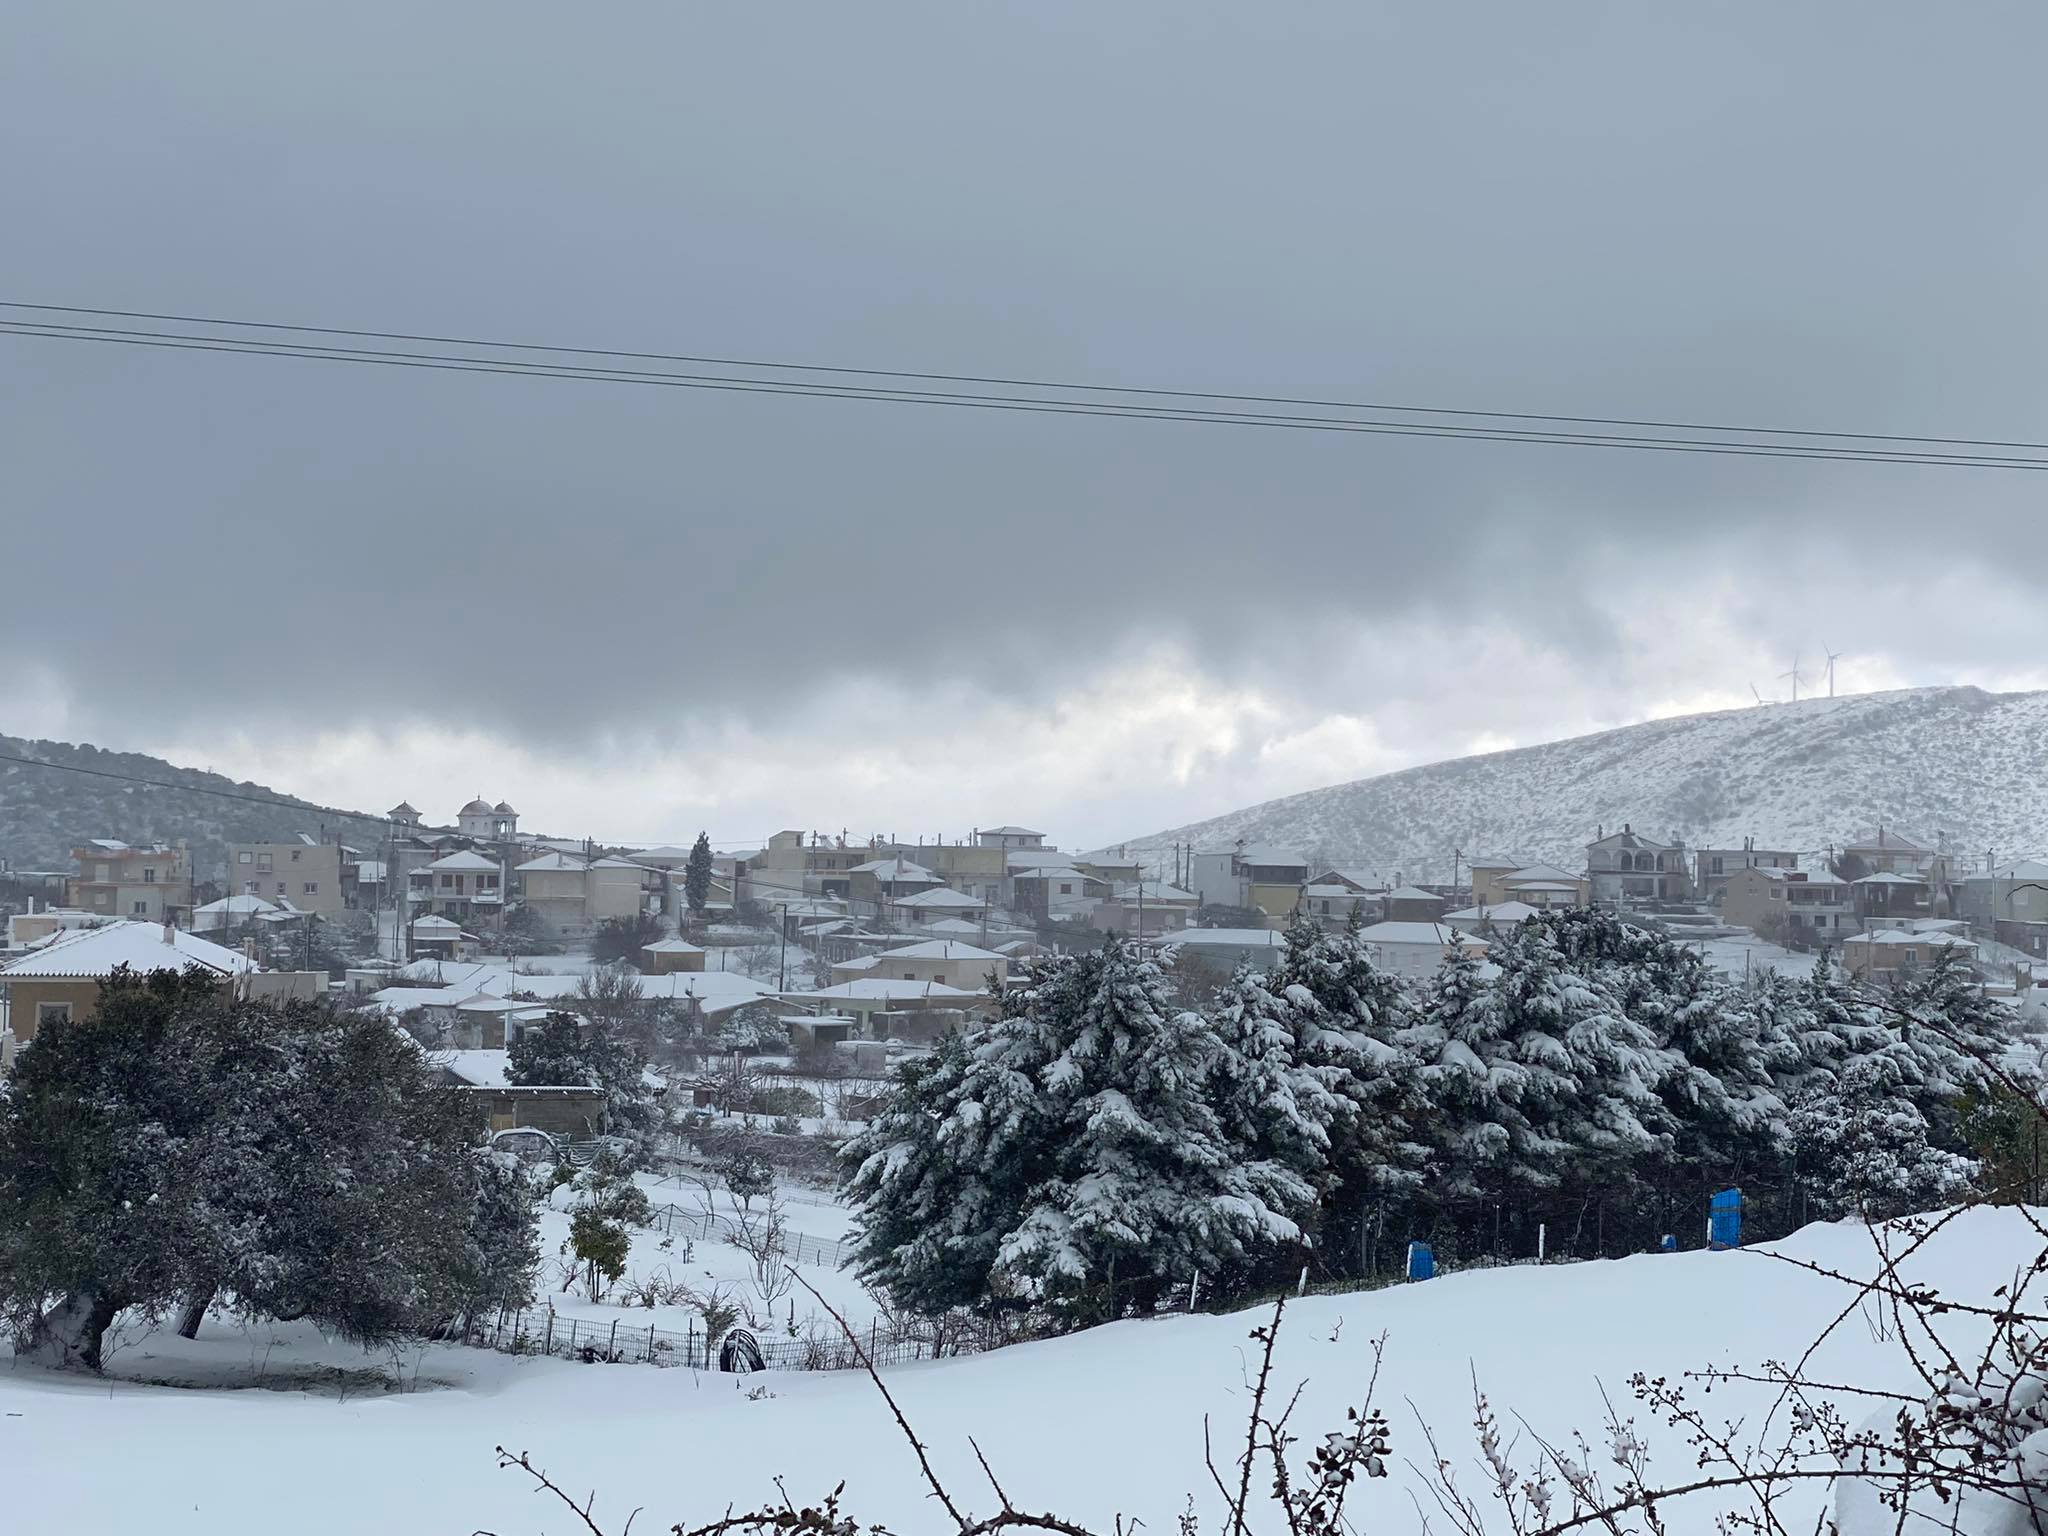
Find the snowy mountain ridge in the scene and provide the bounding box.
[1115,685,2048,882]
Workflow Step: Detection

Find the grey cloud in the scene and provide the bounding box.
[4,1,2047,755]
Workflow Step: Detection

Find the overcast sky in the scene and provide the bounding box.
[5,3,2047,851]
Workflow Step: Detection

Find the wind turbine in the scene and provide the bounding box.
[1823,645,1844,698]
[1778,652,1806,703]
[1750,683,1768,706]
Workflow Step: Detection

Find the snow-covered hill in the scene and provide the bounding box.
[1115,686,2048,881]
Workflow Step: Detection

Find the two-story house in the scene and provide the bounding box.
[1695,839,1801,905]
[1187,845,1308,923]
[229,836,346,918]
[65,840,192,923]
[1585,826,1690,906]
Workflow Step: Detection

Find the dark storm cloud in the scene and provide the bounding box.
[4,1,2047,748]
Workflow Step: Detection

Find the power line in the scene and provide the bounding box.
[8,298,2045,454]
[4,315,2046,472]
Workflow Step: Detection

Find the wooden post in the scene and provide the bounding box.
[649,1323,657,1362]
[608,1320,619,1359]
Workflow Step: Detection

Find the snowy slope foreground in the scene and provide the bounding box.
[1117,686,2048,879]
[0,1208,2036,1536]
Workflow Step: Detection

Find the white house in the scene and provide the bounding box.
[1354,920,1488,978]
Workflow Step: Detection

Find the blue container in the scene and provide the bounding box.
[1659,1233,1678,1253]
[1406,1241,1434,1281]
[1708,1188,1743,1250]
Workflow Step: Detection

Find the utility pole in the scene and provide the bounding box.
[777,902,789,991]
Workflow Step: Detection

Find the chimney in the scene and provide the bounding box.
[162,915,175,944]
[242,937,257,962]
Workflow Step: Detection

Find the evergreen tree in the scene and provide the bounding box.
[684,832,714,919]
[507,1010,662,1141]
[0,967,536,1371]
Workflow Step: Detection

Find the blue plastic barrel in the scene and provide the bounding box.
[1406,1241,1434,1280]
[1659,1233,1677,1253]
[1707,1188,1743,1250]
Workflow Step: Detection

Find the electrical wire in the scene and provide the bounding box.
[5,317,2046,471]
[8,298,2045,453]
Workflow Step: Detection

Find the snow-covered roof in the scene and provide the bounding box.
[641,937,705,954]
[436,1049,513,1088]
[891,887,987,909]
[388,801,420,816]
[1302,883,1363,899]
[1503,864,1582,885]
[1159,928,1285,949]
[516,852,587,872]
[920,918,988,936]
[1463,854,1523,871]
[1383,885,1442,902]
[878,939,1005,962]
[1506,881,1581,893]
[353,860,387,883]
[1237,845,1307,867]
[194,893,278,915]
[1010,866,1091,883]
[789,979,983,1002]
[459,798,494,816]
[452,993,521,1014]
[1443,901,1541,923]
[850,857,940,881]
[0,920,259,979]
[981,825,1044,837]
[1968,859,2048,883]
[1357,921,1480,947]
[367,986,461,1014]
[1854,872,1926,886]
[1851,929,1977,950]
[429,850,501,872]
[87,838,132,852]
[410,914,463,932]
[1005,849,1074,870]
[834,955,880,972]
[1113,881,1198,903]
[590,856,653,871]
[1842,828,1934,852]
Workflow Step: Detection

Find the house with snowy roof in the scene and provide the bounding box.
[1839,927,1977,982]
[975,826,1047,850]
[1722,866,1853,942]
[1354,920,1489,979]
[864,938,1009,989]
[1957,859,2048,945]
[1442,900,1543,935]
[888,885,989,928]
[1585,826,1690,906]
[639,936,707,974]
[1092,880,1199,937]
[0,919,261,1048]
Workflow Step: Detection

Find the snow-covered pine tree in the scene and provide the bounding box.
[998,935,1301,1319]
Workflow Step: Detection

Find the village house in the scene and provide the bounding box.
[1465,856,1524,907]
[1853,871,1935,925]
[975,825,1047,851]
[1157,927,1286,976]
[512,852,648,932]
[1839,928,1978,983]
[847,857,944,912]
[6,906,103,952]
[740,830,870,901]
[639,937,707,974]
[778,977,991,1045]
[1958,859,2048,944]
[1382,884,1448,922]
[418,848,505,920]
[229,836,349,918]
[1442,900,1542,936]
[1008,865,1104,924]
[1694,840,1801,905]
[1091,880,1199,937]
[1839,826,1947,879]
[889,885,989,928]
[1585,826,1690,906]
[0,919,318,1055]
[1354,920,1489,979]
[1301,870,1384,929]
[1186,845,1308,924]
[1721,865,1854,942]
[862,938,1009,990]
[408,913,475,961]
[1494,864,1592,907]
[64,840,192,923]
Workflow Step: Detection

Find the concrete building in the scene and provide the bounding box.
[1695,841,1801,904]
[420,849,505,920]
[65,840,192,923]
[1157,927,1286,975]
[1382,885,1448,922]
[455,798,521,841]
[1009,866,1103,923]
[1494,864,1591,908]
[230,837,347,917]
[1586,826,1690,906]
[1958,860,2048,937]
[1093,880,1199,937]
[1442,900,1541,936]
[890,885,989,928]
[1839,928,1977,982]
[1354,920,1489,979]
[976,826,1047,851]
[1721,866,1853,942]
[1187,845,1308,924]
[1465,856,1525,907]
[513,853,649,932]
[1853,872,1935,925]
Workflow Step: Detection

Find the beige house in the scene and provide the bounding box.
[1586,826,1689,906]
[1840,928,1978,982]
[1496,864,1591,908]
[65,840,192,923]
[640,937,707,974]
[1354,920,1489,979]
[1302,871,1385,929]
[0,920,259,1047]
[1722,866,1854,941]
[865,939,1009,990]
[230,838,346,917]
[1695,841,1800,904]
[514,853,648,931]
[889,886,989,928]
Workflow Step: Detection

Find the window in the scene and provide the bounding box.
[243,881,257,895]
[132,900,148,914]
[290,850,301,863]
[903,972,916,981]
[36,1001,72,1029]
[258,854,272,872]
[441,874,455,889]
[143,867,157,883]
[1710,856,1724,875]
[1059,883,1073,895]
[238,851,252,865]
[303,882,318,895]
[1904,949,1918,965]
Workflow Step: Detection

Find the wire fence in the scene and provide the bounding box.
[461,1305,1010,1372]
[643,1200,852,1269]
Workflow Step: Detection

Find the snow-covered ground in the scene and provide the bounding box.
[1680,931,1806,979]
[2,1207,2037,1536]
